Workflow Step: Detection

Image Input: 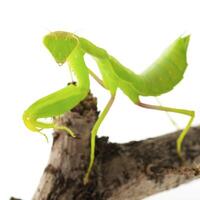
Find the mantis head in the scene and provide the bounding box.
[43,31,79,65]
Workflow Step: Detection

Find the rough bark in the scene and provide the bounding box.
[31,93,200,200]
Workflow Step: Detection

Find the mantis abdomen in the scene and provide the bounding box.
[86,36,189,103]
[140,36,190,96]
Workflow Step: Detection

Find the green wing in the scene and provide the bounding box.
[140,35,190,96]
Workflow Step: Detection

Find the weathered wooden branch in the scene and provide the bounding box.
[31,93,200,200]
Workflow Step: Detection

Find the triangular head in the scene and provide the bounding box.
[43,31,79,65]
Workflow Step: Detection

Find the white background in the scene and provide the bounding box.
[0,0,200,199]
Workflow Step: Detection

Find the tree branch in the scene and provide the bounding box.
[31,93,200,200]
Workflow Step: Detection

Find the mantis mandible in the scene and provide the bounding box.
[23,31,195,184]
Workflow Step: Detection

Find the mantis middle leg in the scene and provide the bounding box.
[137,101,195,157]
[84,94,115,184]
[87,68,106,88]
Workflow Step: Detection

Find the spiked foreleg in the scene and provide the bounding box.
[23,84,88,139]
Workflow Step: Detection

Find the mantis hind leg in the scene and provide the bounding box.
[137,101,195,158]
[83,94,115,185]
[155,97,180,130]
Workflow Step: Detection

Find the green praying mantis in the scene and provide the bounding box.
[23,31,195,184]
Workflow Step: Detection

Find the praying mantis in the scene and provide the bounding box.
[23,31,195,184]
